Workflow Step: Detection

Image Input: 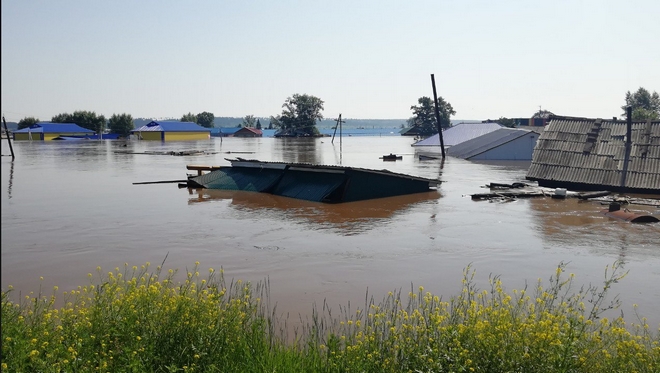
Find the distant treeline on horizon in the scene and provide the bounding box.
[133,117,475,129]
[3,117,477,131]
[132,117,417,129]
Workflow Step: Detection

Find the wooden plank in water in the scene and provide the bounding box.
[186,165,222,176]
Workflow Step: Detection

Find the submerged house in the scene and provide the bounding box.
[210,127,241,137]
[13,123,94,141]
[526,115,660,194]
[187,158,440,203]
[412,122,503,148]
[399,126,426,137]
[446,128,539,160]
[233,127,263,138]
[132,121,211,141]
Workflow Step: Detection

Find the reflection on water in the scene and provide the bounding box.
[6,160,13,199]
[272,138,322,164]
[188,188,442,235]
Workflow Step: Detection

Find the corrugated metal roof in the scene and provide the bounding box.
[412,122,503,147]
[13,123,94,133]
[193,167,283,192]
[526,116,660,193]
[190,158,440,203]
[133,121,211,132]
[446,128,538,159]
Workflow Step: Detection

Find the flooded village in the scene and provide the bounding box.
[3,109,660,371]
[4,0,660,369]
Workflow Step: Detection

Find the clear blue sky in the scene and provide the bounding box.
[2,0,659,123]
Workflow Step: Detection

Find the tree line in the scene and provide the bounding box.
[15,87,658,138]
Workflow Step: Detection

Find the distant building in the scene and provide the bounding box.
[233,127,263,138]
[131,121,211,141]
[210,127,240,137]
[526,116,660,194]
[483,118,549,127]
[13,123,94,141]
[399,127,426,136]
[447,128,539,160]
[412,122,503,148]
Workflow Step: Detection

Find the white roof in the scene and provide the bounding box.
[446,128,538,159]
[412,122,503,147]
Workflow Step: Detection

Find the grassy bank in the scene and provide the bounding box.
[2,261,658,372]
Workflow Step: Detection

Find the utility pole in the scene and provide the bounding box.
[331,114,345,144]
[430,74,446,159]
[2,115,15,159]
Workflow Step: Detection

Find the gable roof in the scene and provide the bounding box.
[447,128,539,159]
[13,123,94,133]
[235,127,263,135]
[132,121,211,132]
[412,122,503,147]
[526,116,660,193]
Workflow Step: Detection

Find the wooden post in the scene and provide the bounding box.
[430,74,446,158]
[620,106,633,190]
[2,116,15,159]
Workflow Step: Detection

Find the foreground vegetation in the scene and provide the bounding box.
[2,261,658,372]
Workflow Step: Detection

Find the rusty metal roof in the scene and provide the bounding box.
[526,116,660,193]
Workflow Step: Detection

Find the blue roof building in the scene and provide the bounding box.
[13,123,94,141]
[132,121,211,141]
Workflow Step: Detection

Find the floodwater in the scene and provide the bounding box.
[2,136,660,328]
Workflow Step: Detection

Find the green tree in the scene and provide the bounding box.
[52,111,106,133]
[181,112,197,123]
[498,117,516,128]
[241,115,256,128]
[532,108,554,118]
[409,96,455,135]
[622,87,660,120]
[196,111,215,128]
[272,94,324,136]
[256,119,262,130]
[17,116,39,130]
[108,113,134,137]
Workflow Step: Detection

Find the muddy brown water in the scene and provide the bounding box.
[2,137,659,329]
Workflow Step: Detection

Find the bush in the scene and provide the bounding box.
[2,261,658,372]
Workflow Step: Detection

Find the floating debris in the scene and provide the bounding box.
[380,153,402,161]
[602,203,659,223]
[115,150,256,156]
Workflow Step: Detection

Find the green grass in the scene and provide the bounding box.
[2,261,658,372]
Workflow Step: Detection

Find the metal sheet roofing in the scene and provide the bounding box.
[446,128,539,159]
[132,121,211,132]
[412,122,503,147]
[189,158,440,203]
[193,167,283,192]
[13,123,94,133]
[526,116,660,193]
